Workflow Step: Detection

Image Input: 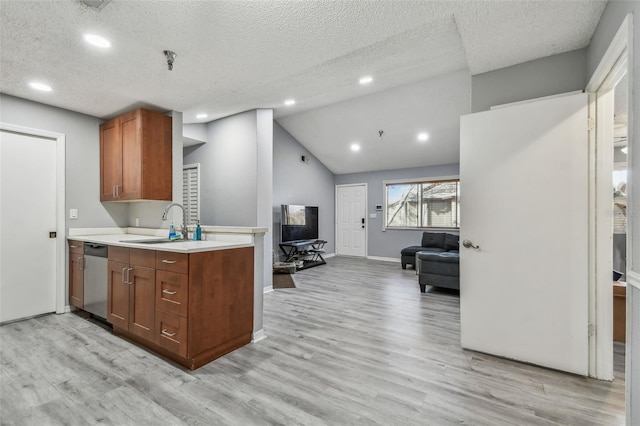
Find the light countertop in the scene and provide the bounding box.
[68,233,253,253]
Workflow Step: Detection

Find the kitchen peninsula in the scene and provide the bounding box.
[68,226,267,370]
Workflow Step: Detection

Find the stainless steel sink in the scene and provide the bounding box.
[120,238,184,244]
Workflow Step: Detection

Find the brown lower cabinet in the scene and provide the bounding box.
[107,245,254,370]
[69,240,84,308]
[107,247,156,342]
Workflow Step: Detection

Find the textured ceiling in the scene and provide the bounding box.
[0,0,607,174]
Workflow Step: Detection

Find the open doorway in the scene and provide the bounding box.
[586,14,634,425]
[612,74,628,377]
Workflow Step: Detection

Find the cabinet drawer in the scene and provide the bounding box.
[156,252,188,274]
[156,270,188,317]
[155,309,188,357]
[109,246,129,263]
[68,240,84,255]
[130,248,155,268]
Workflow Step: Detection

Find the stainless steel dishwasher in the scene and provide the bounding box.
[83,243,108,320]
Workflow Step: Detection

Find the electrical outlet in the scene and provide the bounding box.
[135,217,140,227]
[69,209,78,219]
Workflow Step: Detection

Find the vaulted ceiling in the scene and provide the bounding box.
[0,0,607,174]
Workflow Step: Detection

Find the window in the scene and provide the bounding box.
[183,163,200,225]
[384,178,459,229]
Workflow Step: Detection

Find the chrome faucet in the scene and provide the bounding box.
[162,202,189,240]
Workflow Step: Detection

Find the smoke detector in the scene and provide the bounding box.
[80,0,112,10]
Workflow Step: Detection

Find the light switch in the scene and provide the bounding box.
[69,209,78,219]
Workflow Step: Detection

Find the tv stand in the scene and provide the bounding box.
[279,240,327,270]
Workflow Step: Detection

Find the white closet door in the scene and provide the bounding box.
[459,92,589,375]
[0,130,57,323]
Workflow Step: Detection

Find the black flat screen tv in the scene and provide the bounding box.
[281,205,319,242]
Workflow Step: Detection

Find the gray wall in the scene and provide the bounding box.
[256,110,274,288]
[184,110,259,226]
[273,121,335,259]
[334,163,459,259]
[0,94,128,230]
[587,2,640,423]
[471,49,588,113]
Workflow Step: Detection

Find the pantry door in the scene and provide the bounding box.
[0,127,64,323]
[459,92,589,375]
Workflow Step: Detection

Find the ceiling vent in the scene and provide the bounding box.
[80,0,112,10]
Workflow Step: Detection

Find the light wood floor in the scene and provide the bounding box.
[0,257,626,425]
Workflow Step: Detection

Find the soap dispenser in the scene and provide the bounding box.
[194,220,202,241]
[169,220,177,239]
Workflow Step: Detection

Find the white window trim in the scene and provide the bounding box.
[383,175,460,231]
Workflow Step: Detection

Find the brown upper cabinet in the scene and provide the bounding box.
[100,108,172,201]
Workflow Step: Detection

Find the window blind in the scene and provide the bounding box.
[182,164,200,225]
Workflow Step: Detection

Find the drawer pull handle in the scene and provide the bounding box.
[162,259,177,264]
[161,329,176,337]
[162,289,177,295]
[70,245,78,248]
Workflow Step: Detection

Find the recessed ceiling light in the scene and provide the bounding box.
[83,33,111,48]
[196,113,208,119]
[417,132,429,142]
[359,76,373,85]
[350,143,361,152]
[621,146,628,154]
[28,82,52,92]
[284,99,296,106]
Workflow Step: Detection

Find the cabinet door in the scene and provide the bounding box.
[129,266,156,342]
[69,254,84,308]
[107,260,129,329]
[100,118,122,201]
[120,111,142,200]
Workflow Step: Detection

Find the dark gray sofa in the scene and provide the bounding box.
[418,251,460,292]
[400,232,459,269]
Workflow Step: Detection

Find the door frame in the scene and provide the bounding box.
[585,13,633,383]
[335,183,368,257]
[0,122,66,316]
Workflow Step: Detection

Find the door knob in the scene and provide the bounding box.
[462,240,480,250]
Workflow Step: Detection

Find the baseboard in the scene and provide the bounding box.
[252,329,267,343]
[263,285,274,294]
[628,270,640,290]
[367,256,401,263]
[324,252,336,259]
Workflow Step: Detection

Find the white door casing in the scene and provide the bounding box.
[459,92,589,375]
[585,13,635,423]
[0,127,65,322]
[336,184,367,257]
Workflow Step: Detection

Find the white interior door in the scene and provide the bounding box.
[0,130,57,323]
[459,92,589,375]
[336,184,366,257]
